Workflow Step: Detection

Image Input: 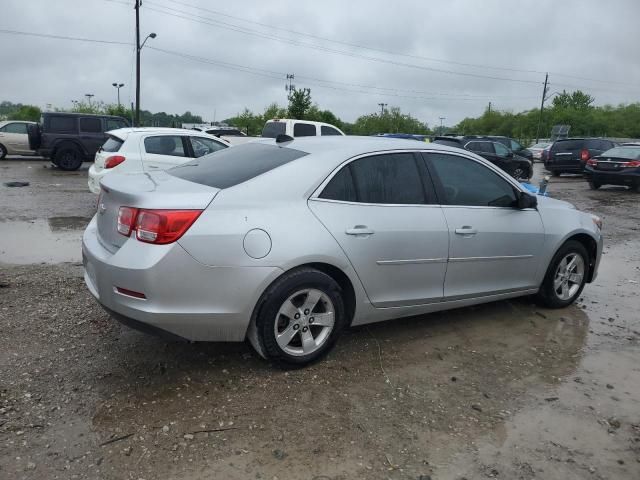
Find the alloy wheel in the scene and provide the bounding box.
[274,288,335,356]
[553,253,585,300]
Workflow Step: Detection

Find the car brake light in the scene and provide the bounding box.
[135,210,202,244]
[586,158,597,166]
[580,149,590,162]
[117,206,138,236]
[623,160,640,167]
[105,155,126,169]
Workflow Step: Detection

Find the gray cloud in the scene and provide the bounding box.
[1,0,639,127]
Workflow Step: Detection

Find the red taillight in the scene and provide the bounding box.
[117,206,138,236]
[623,160,640,167]
[105,155,126,169]
[117,207,202,244]
[586,158,597,167]
[580,149,590,162]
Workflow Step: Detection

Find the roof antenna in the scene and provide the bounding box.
[275,134,294,145]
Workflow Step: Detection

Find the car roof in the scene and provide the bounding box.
[108,127,220,136]
[0,120,35,125]
[42,112,126,119]
[266,118,341,128]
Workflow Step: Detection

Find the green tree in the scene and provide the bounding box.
[351,107,430,135]
[552,90,595,110]
[10,105,41,122]
[287,87,312,119]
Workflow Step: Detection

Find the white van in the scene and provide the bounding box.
[261,119,345,138]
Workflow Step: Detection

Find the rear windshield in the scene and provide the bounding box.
[600,147,640,160]
[168,143,308,189]
[101,136,124,153]
[261,122,286,138]
[551,140,585,152]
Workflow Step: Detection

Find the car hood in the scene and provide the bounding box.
[535,194,575,210]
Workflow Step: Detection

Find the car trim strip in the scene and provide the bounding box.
[376,258,448,265]
[449,254,533,263]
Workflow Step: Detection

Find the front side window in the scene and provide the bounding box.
[466,141,494,154]
[3,123,28,134]
[320,153,427,205]
[321,125,342,136]
[293,123,316,137]
[190,137,227,158]
[493,142,511,157]
[427,153,517,207]
[144,136,186,157]
[80,117,102,133]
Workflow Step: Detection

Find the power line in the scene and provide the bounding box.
[0,28,132,45]
[142,0,639,88]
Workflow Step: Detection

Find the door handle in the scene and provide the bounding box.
[346,225,374,236]
[455,226,478,235]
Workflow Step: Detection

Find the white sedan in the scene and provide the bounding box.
[0,120,36,158]
[88,128,230,194]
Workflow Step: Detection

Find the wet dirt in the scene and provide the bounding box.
[0,161,639,479]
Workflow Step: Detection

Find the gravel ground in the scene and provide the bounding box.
[1,160,639,480]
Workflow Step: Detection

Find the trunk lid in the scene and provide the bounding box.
[96,171,220,252]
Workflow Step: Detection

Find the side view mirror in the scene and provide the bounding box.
[517,191,537,209]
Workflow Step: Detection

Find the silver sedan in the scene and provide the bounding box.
[83,136,603,366]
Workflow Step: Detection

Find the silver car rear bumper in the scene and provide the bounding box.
[82,216,282,341]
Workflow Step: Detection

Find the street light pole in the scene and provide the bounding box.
[85,94,95,107]
[134,1,157,127]
[112,83,125,107]
[439,117,445,135]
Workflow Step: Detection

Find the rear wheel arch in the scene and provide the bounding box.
[52,139,85,158]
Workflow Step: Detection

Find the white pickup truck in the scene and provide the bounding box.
[261,119,345,138]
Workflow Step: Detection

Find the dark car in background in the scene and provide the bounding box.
[28,112,130,171]
[464,135,533,160]
[584,145,640,191]
[544,138,616,176]
[432,136,532,180]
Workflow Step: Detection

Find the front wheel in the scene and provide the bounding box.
[536,241,589,308]
[252,268,346,367]
[588,179,601,190]
[0,144,7,160]
[511,166,529,180]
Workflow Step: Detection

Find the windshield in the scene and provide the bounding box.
[599,147,640,160]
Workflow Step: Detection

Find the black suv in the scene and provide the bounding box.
[28,112,129,171]
[544,138,616,176]
[432,136,532,180]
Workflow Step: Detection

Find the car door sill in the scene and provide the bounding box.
[373,287,538,309]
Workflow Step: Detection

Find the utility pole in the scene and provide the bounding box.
[535,72,549,144]
[378,103,387,115]
[286,74,295,97]
[135,0,141,126]
[439,117,445,135]
[488,102,492,114]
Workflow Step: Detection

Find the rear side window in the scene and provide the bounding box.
[261,122,286,138]
[3,123,28,134]
[190,137,227,158]
[48,116,77,133]
[321,153,427,205]
[101,136,123,153]
[144,136,186,157]
[321,126,342,136]
[293,123,316,137]
[168,143,308,189]
[80,117,102,133]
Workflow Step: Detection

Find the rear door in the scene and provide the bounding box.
[0,122,31,154]
[309,151,449,307]
[424,152,545,299]
[141,135,189,171]
[79,117,106,156]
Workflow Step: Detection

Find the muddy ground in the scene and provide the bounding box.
[1,159,639,480]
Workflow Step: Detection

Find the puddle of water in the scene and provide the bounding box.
[0,218,87,264]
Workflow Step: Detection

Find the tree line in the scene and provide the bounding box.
[3,89,640,142]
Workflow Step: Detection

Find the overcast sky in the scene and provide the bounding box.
[1,0,639,127]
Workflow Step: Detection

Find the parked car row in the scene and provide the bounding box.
[431,135,533,180]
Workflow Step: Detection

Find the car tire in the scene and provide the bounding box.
[551,170,561,177]
[536,240,589,309]
[252,268,347,368]
[511,166,529,180]
[0,143,7,160]
[54,147,83,171]
[588,180,601,190]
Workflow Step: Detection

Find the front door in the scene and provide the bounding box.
[309,152,449,307]
[424,152,545,300]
